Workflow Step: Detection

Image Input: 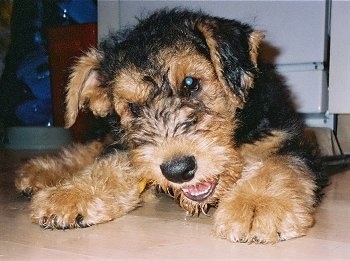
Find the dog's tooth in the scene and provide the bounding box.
[196,187,203,196]
[182,181,215,200]
[190,186,199,196]
[193,183,209,196]
[196,182,210,195]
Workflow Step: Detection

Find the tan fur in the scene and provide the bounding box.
[15,13,318,244]
[114,67,154,103]
[65,49,112,128]
[248,31,265,67]
[30,152,142,229]
[196,20,241,107]
[213,156,316,243]
[195,20,264,107]
[239,131,289,160]
[15,141,103,195]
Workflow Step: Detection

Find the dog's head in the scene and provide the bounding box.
[65,9,264,214]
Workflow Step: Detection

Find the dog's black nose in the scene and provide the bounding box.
[160,156,197,183]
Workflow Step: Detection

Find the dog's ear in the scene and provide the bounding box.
[65,49,112,128]
[195,17,264,105]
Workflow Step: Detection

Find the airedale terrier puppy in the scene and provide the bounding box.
[15,9,328,243]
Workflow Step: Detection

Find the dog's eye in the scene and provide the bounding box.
[129,103,142,117]
[182,76,200,97]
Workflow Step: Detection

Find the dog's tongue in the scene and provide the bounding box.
[182,181,216,201]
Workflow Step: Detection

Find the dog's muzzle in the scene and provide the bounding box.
[160,155,197,183]
[160,156,218,201]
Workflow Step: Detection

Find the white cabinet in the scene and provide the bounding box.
[329,1,350,113]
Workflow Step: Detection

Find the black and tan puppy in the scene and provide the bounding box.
[16,9,328,243]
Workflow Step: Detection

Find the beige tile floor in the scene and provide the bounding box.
[0,148,349,261]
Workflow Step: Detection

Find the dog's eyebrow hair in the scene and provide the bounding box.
[143,75,162,98]
[143,75,158,88]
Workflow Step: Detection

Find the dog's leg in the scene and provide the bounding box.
[213,156,317,243]
[15,141,104,197]
[30,152,142,229]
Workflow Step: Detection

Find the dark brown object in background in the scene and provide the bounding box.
[47,23,97,141]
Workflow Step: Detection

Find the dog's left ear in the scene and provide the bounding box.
[195,17,264,105]
[65,49,112,128]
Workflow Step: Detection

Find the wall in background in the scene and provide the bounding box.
[329,1,350,113]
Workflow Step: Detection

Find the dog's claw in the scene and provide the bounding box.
[39,216,49,229]
[75,214,87,228]
[52,214,58,227]
[34,210,94,230]
[22,187,33,198]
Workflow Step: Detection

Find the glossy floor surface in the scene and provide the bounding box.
[0,148,349,261]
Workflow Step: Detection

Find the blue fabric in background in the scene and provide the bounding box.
[59,0,97,24]
[0,0,96,146]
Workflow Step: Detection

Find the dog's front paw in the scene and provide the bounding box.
[15,160,52,197]
[213,196,314,244]
[30,187,114,229]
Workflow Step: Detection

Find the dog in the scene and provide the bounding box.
[15,8,329,244]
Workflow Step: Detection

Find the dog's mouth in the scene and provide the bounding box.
[181,179,218,202]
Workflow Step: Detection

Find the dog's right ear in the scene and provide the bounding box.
[195,17,264,106]
[65,49,112,128]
